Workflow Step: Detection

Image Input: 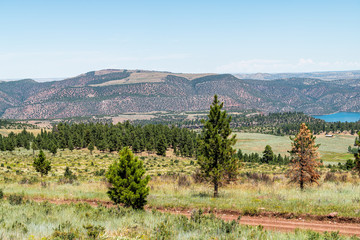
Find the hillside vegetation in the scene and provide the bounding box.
[1,69,360,119]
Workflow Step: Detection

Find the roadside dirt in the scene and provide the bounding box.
[23,197,360,236]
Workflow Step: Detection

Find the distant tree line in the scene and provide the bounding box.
[0,129,34,151]
[235,146,290,165]
[0,122,197,157]
[233,112,360,136]
[130,112,360,136]
[0,120,37,129]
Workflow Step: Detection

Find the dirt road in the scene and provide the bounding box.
[28,197,360,236]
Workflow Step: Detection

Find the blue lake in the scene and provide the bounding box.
[313,112,360,122]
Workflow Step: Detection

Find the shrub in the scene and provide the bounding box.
[83,224,105,239]
[340,174,348,182]
[242,207,259,216]
[59,167,77,184]
[52,222,80,240]
[106,147,150,209]
[192,169,205,183]
[8,193,24,205]
[324,172,337,182]
[0,189,3,199]
[94,169,105,176]
[10,221,28,234]
[177,175,191,187]
[153,221,172,240]
[245,172,271,184]
[19,176,39,185]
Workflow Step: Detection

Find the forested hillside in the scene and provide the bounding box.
[1,69,360,119]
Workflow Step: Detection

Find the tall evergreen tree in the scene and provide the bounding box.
[106,147,150,209]
[0,136,5,151]
[261,145,274,164]
[68,139,74,152]
[156,135,167,156]
[287,123,321,190]
[197,95,238,197]
[6,133,16,152]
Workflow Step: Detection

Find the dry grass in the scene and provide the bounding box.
[0,128,42,136]
[90,71,214,86]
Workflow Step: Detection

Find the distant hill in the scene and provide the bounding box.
[234,70,360,81]
[0,69,359,119]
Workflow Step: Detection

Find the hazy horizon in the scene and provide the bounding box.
[1,69,360,83]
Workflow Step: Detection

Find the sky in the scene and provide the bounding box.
[0,0,359,79]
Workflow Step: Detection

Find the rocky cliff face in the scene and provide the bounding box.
[1,69,359,119]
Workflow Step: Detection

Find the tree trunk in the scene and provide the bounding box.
[214,180,219,198]
[300,168,304,190]
[300,179,304,190]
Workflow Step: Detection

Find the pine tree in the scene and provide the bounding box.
[197,95,238,197]
[132,138,141,153]
[49,141,58,156]
[0,136,4,151]
[236,149,243,160]
[31,141,38,156]
[97,139,108,152]
[261,145,274,164]
[353,131,360,174]
[287,123,321,190]
[156,135,167,156]
[68,139,74,152]
[33,150,51,178]
[63,166,77,183]
[6,133,16,152]
[106,147,150,209]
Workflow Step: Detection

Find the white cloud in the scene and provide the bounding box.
[216,59,360,73]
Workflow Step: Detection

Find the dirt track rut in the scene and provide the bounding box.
[28,197,360,236]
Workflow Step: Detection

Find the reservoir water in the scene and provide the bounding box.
[313,112,360,122]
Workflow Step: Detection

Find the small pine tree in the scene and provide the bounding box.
[287,123,321,190]
[353,131,360,174]
[64,166,77,182]
[33,150,51,178]
[197,95,238,197]
[31,142,38,156]
[68,139,74,152]
[88,142,95,155]
[49,141,58,156]
[261,145,274,164]
[106,147,150,209]
[0,137,4,151]
[6,136,15,152]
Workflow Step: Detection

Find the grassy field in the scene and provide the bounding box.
[1,148,360,218]
[0,132,358,239]
[234,132,355,164]
[1,201,350,240]
[2,173,360,218]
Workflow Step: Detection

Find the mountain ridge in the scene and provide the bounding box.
[0,69,359,119]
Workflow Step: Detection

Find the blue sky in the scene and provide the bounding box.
[0,0,359,78]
